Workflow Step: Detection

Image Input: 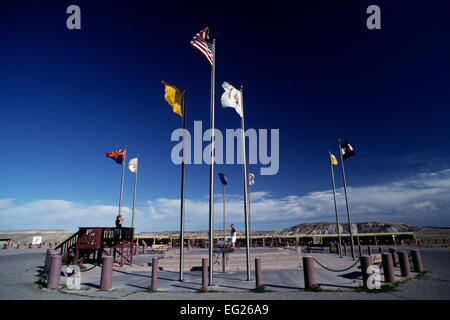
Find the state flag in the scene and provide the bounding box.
[106,149,125,164]
[220,82,243,118]
[340,140,355,159]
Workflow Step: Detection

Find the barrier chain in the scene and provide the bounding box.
[312,257,360,272]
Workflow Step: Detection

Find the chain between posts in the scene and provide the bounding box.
[312,257,360,272]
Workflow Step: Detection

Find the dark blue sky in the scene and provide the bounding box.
[1,0,449,232]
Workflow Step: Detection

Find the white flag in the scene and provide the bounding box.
[128,158,138,173]
[249,173,255,185]
[220,82,243,118]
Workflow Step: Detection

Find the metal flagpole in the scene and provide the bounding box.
[131,154,139,229]
[329,150,342,258]
[179,88,187,281]
[248,182,252,244]
[240,85,251,281]
[223,182,226,241]
[208,38,216,286]
[118,146,127,217]
[337,139,356,260]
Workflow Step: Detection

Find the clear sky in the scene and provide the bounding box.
[0,0,449,233]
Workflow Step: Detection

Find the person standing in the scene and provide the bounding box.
[230,224,237,249]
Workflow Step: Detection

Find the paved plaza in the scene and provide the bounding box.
[0,245,449,300]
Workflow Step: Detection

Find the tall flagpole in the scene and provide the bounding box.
[208,38,216,286]
[131,154,139,229]
[240,85,252,281]
[329,150,342,258]
[118,146,127,217]
[179,88,187,282]
[338,139,355,260]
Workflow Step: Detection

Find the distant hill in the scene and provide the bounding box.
[276,221,421,235]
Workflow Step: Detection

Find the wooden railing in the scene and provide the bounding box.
[77,227,134,247]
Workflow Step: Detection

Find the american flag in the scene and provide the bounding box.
[190,26,214,66]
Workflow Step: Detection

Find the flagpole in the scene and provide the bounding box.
[131,154,139,229]
[248,183,252,244]
[179,88,187,282]
[329,150,342,258]
[208,38,216,286]
[118,146,127,217]
[240,85,252,281]
[337,139,356,260]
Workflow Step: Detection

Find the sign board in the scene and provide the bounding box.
[32,236,42,245]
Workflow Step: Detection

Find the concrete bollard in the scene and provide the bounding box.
[46,254,62,289]
[368,246,372,256]
[389,248,400,267]
[411,249,423,272]
[100,256,113,290]
[398,251,411,277]
[45,249,57,273]
[143,242,147,254]
[151,257,158,291]
[303,256,316,290]
[255,258,262,288]
[202,258,208,290]
[134,243,139,256]
[382,253,396,283]
[360,255,372,289]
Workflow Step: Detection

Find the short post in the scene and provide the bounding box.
[46,254,62,289]
[303,256,316,290]
[411,249,423,272]
[382,253,395,283]
[134,243,139,256]
[151,257,158,291]
[389,247,399,267]
[255,258,262,288]
[398,251,411,277]
[100,256,113,290]
[202,258,208,290]
[358,245,362,257]
[360,255,372,288]
[44,249,57,273]
[368,246,372,256]
[143,242,147,254]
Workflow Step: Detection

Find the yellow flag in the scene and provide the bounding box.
[162,81,182,117]
[330,153,338,166]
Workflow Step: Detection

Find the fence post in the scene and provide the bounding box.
[255,258,262,288]
[398,251,411,277]
[411,249,423,272]
[46,254,62,289]
[360,255,372,289]
[151,257,158,291]
[303,256,316,290]
[382,253,395,283]
[100,256,113,290]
